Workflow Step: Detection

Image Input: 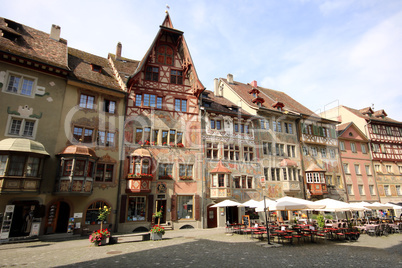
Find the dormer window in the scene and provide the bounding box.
[91,64,102,73]
[272,101,285,111]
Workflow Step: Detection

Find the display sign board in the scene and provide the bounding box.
[0,205,15,239]
[30,222,41,236]
[242,215,250,228]
[74,213,83,218]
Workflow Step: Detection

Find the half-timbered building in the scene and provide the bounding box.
[321,106,402,203]
[112,13,205,232]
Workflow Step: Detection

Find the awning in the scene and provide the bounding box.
[0,138,49,155]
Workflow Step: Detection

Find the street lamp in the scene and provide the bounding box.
[264,196,272,245]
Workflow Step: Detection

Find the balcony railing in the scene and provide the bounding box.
[210,187,232,198]
[55,177,93,194]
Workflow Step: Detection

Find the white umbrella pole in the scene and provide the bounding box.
[264,197,272,245]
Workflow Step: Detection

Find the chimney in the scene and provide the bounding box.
[251,80,257,88]
[50,24,61,41]
[214,78,220,96]
[116,42,122,60]
[227,73,234,84]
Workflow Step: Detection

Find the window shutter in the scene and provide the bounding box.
[119,195,127,223]
[319,127,324,136]
[330,129,336,138]
[194,195,200,221]
[313,125,318,135]
[147,195,154,222]
[301,123,306,134]
[171,195,177,221]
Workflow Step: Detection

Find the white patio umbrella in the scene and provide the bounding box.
[239,199,261,208]
[255,199,277,212]
[363,202,393,210]
[268,196,325,211]
[211,200,241,207]
[314,198,368,212]
[385,203,402,210]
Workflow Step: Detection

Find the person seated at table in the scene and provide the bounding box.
[254,221,259,228]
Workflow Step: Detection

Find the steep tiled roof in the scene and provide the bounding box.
[336,122,352,134]
[68,47,122,91]
[221,78,317,117]
[342,106,401,125]
[202,90,252,117]
[0,17,69,70]
[108,53,140,84]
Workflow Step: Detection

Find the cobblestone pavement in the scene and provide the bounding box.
[0,229,401,268]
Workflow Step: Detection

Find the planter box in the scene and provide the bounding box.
[94,237,109,246]
[150,232,163,241]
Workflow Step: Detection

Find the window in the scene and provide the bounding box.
[73,160,86,176]
[234,123,239,133]
[103,99,116,114]
[321,148,327,158]
[26,157,40,177]
[326,175,333,185]
[283,168,287,180]
[73,127,93,143]
[206,143,219,159]
[179,164,193,179]
[135,128,143,144]
[243,146,254,161]
[145,66,159,81]
[170,70,183,84]
[306,173,313,183]
[159,163,173,178]
[233,176,241,188]
[374,164,381,172]
[79,94,95,109]
[95,163,114,182]
[384,185,390,196]
[263,142,272,155]
[169,130,176,144]
[302,146,308,156]
[245,125,249,134]
[127,196,146,221]
[7,117,37,138]
[153,130,159,145]
[63,160,73,176]
[329,149,336,158]
[343,163,350,174]
[247,176,253,188]
[347,184,354,195]
[97,131,115,147]
[399,166,402,174]
[224,144,240,161]
[351,143,357,153]
[361,144,367,154]
[386,165,392,173]
[0,155,8,176]
[240,124,245,133]
[339,141,345,151]
[210,119,223,130]
[311,147,317,157]
[85,201,110,225]
[372,125,379,134]
[274,121,281,132]
[162,130,168,145]
[271,168,281,181]
[358,185,364,195]
[212,174,229,188]
[260,119,266,129]
[175,99,187,112]
[365,165,371,175]
[177,132,183,145]
[396,185,401,196]
[143,128,151,143]
[369,185,375,195]
[4,73,35,97]
[313,173,320,183]
[177,195,193,220]
[156,45,173,65]
[284,123,293,134]
[354,164,361,175]
[135,94,163,108]
[372,143,380,153]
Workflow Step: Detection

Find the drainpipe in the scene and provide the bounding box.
[199,94,205,229]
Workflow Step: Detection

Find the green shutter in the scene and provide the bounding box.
[313,125,318,135]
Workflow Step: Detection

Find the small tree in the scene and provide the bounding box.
[154,206,163,225]
[317,214,325,229]
[98,206,111,230]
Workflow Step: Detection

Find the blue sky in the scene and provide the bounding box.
[3,0,402,120]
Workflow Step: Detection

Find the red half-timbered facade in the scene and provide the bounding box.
[112,13,205,232]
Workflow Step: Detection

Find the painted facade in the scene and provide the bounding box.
[337,122,379,202]
[322,106,402,203]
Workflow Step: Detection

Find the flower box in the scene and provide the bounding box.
[128,173,153,179]
[159,175,173,180]
[180,176,193,180]
[150,232,163,241]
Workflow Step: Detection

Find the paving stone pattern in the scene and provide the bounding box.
[0,228,401,267]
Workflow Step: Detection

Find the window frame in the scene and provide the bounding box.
[85,201,111,225]
[175,99,187,112]
[127,196,147,222]
[103,99,116,114]
[95,163,114,182]
[6,115,38,139]
[145,66,159,82]
[79,93,95,109]
[73,126,94,144]
[3,71,37,98]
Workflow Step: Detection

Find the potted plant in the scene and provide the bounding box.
[89,206,111,246]
[150,225,165,240]
[89,229,111,246]
[154,206,163,225]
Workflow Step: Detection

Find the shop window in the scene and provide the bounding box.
[85,201,111,225]
[79,94,95,109]
[3,72,36,97]
[177,195,193,220]
[95,163,114,182]
[127,196,146,221]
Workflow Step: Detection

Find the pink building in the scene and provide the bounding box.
[338,122,379,202]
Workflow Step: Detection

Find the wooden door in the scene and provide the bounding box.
[207,205,217,228]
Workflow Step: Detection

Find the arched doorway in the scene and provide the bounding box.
[45,201,70,234]
[207,205,217,228]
